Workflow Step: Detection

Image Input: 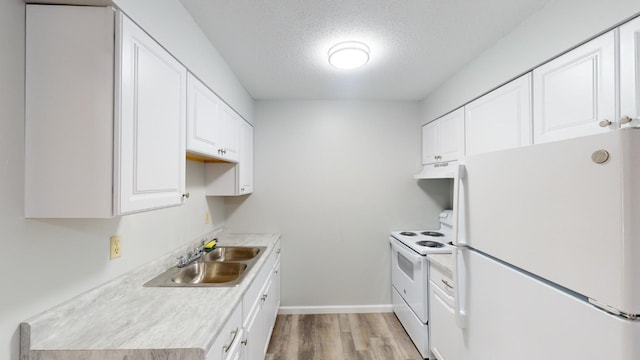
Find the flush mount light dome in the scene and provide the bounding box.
[328,41,370,70]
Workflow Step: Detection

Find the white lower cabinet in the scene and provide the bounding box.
[207,304,243,360]
[241,244,281,360]
[208,243,281,360]
[429,261,462,360]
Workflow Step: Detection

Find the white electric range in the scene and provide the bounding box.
[389,210,454,359]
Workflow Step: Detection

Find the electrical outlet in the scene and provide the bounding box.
[205,210,210,224]
[110,235,122,260]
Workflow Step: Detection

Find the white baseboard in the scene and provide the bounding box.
[278,304,393,315]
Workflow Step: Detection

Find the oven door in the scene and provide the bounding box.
[390,236,428,323]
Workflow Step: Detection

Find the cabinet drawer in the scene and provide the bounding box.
[430,261,454,298]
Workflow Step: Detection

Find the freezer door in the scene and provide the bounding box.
[461,250,640,359]
[462,128,640,315]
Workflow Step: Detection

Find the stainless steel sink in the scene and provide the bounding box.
[144,246,266,287]
[203,246,261,262]
[172,262,247,284]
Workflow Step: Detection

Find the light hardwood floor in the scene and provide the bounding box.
[265,313,423,360]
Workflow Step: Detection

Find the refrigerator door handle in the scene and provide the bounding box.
[453,245,467,328]
[452,164,466,246]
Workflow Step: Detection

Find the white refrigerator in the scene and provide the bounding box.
[451,128,640,359]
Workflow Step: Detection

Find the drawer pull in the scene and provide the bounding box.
[223,328,239,352]
[441,279,454,289]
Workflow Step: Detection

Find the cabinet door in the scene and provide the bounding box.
[421,121,438,164]
[533,31,616,144]
[207,304,243,360]
[262,261,280,349]
[429,284,461,360]
[116,13,187,214]
[257,272,276,357]
[242,300,263,360]
[239,120,254,195]
[620,16,640,128]
[219,103,241,163]
[438,108,465,162]
[465,74,532,156]
[187,73,223,156]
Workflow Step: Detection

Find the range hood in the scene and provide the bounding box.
[414,160,461,179]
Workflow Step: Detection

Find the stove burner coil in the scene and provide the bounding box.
[400,232,417,236]
[421,231,444,237]
[416,240,445,248]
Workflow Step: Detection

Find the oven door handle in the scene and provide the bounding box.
[390,238,424,265]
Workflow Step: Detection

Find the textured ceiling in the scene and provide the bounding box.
[180,0,551,101]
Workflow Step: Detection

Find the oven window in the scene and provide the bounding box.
[397,252,414,280]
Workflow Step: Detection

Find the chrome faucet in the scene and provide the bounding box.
[176,240,207,268]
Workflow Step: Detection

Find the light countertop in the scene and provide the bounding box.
[427,253,453,275]
[21,232,281,360]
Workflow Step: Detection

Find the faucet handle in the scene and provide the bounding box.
[176,255,187,267]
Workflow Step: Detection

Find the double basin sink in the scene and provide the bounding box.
[144,246,266,287]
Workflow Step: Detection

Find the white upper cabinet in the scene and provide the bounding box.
[219,103,241,163]
[238,120,254,195]
[186,73,222,156]
[25,5,187,218]
[117,11,187,214]
[205,119,253,196]
[465,74,532,157]
[422,108,465,165]
[186,73,240,163]
[532,30,617,144]
[620,16,640,128]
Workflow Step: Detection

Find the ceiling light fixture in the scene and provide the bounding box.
[328,41,370,70]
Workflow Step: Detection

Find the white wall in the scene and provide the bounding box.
[114,0,254,122]
[421,0,640,123]
[0,0,246,359]
[224,101,451,309]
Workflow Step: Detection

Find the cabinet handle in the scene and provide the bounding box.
[223,328,239,352]
[261,294,268,301]
[599,119,612,127]
[620,116,633,125]
[441,279,454,289]
[276,248,281,254]
[241,339,248,346]
[181,192,190,200]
